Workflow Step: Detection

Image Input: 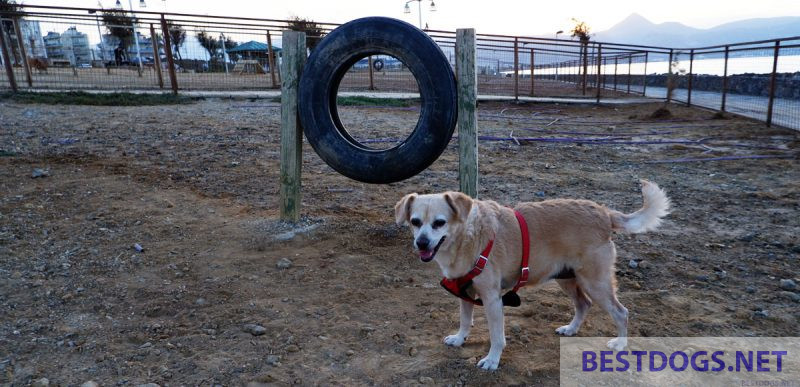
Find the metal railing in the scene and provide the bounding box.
[1,5,798,129]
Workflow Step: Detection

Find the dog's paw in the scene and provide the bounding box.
[477,355,500,371]
[607,337,628,351]
[443,334,466,347]
[555,325,578,336]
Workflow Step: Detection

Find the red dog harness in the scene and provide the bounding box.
[440,210,530,307]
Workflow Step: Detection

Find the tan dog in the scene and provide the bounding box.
[394,180,670,370]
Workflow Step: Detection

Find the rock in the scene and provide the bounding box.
[266,355,281,366]
[779,291,800,303]
[628,259,638,269]
[133,243,144,252]
[195,298,207,306]
[276,258,293,269]
[746,286,756,294]
[638,260,649,269]
[419,376,434,384]
[779,279,797,290]
[243,324,266,336]
[346,350,355,356]
[81,382,99,387]
[535,191,546,198]
[32,378,50,387]
[408,347,418,356]
[695,274,709,282]
[753,310,769,318]
[136,384,160,387]
[286,344,300,353]
[31,168,49,178]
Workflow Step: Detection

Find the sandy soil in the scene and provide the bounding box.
[1,98,798,386]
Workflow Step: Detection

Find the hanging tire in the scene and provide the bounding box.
[372,58,384,71]
[298,17,457,184]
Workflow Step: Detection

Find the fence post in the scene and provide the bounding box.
[529,48,534,96]
[0,21,17,92]
[160,14,178,94]
[368,55,375,90]
[721,45,729,112]
[666,49,674,103]
[279,30,306,221]
[12,18,32,88]
[643,52,648,96]
[513,37,519,101]
[595,43,602,103]
[266,31,278,89]
[613,57,618,91]
[456,28,478,199]
[582,43,588,95]
[627,55,632,93]
[687,49,694,106]
[766,40,780,127]
[149,24,164,89]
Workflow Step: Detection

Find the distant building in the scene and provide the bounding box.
[44,26,92,66]
[0,19,46,65]
[97,32,156,63]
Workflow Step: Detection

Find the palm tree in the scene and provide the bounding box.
[571,18,591,95]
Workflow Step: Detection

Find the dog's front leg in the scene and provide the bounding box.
[444,299,474,347]
[477,295,505,370]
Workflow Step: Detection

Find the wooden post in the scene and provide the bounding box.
[513,37,519,101]
[721,45,729,112]
[613,57,618,91]
[595,43,602,103]
[529,48,534,96]
[642,52,648,96]
[687,49,694,106]
[456,28,478,198]
[12,18,32,88]
[279,31,306,221]
[150,24,164,89]
[581,43,588,96]
[267,30,278,89]
[667,49,674,102]
[766,40,780,127]
[160,14,178,94]
[368,55,375,90]
[627,55,632,93]
[0,21,17,92]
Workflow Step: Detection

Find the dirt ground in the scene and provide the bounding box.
[1,98,798,386]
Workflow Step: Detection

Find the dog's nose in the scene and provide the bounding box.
[416,237,430,250]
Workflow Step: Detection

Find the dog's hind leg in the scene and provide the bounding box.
[444,299,474,347]
[577,244,629,351]
[555,278,592,336]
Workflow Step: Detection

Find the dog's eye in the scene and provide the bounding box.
[410,218,422,227]
[432,219,447,229]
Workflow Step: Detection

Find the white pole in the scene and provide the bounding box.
[128,0,142,69]
[95,15,106,62]
[417,0,422,29]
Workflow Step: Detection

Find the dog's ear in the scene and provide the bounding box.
[394,193,417,226]
[444,191,473,223]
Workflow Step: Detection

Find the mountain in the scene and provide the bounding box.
[594,13,800,48]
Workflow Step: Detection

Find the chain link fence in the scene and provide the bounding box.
[1,5,798,129]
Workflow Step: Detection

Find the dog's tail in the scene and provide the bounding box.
[609,180,671,233]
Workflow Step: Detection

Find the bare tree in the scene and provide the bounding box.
[287,16,325,52]
[571,18,592,94]
[196,30,218,59]
[168,22,186,61]
[101,8,134,54]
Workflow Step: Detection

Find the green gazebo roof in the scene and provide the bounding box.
[226,40,281,53]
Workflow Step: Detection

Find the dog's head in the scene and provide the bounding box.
[394,191,473,262]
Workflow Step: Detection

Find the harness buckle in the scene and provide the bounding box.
[519,267,530,284]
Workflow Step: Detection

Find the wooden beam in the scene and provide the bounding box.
[150,24,164,89]
[160,14,179,94]
[279,30,306,221]
[12,18,32,88]
[0,21,18,92]
[267,30,277,89]
[456,28,478,198]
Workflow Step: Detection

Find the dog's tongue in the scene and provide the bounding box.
[419,250,434,261]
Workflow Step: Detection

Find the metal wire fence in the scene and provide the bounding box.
[1,5,798,129]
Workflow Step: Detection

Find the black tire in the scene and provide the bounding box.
[298,17,457,184]
[372,58,384,71]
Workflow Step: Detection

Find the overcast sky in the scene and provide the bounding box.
[21,0,800,36]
